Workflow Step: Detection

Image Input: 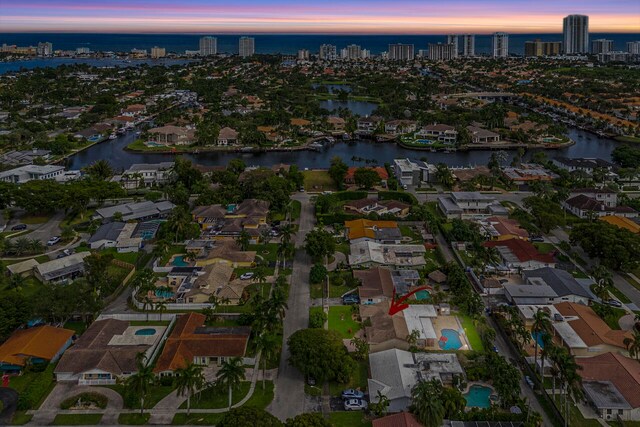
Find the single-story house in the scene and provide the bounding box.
[344,219,401,244]
[184,263,235,304]
[355,267,394,304]
[372,412,422,427]
[360,302,410,353]
[467,125,500,143]
[154,313,250,375]
[148,125,195,146]
[349,241,426,269]
[94,201,176,222]
[195,241,256,268]
[343,199,411,218]
[217,127,239,146]
[55,319,166,385]
[484,238,556,271]
[524,267,593,305]
[35,252,90,283]
[6,258,40,277]
[403,305,438,347]
[479,216,529,241]
[0,326,74,373]
[390,269,421,295]
[344,167,389,186]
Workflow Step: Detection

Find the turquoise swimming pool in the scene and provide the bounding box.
[464,385,492,408]
[532,331,547,349]
[171,256,189,267]
[416,139,434,145]
[438,328,462,350]
[155,289,175,299]
[135,328,156,336]
[415,290,431,301]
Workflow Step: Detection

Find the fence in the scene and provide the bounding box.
[102,260,136,306]
[145,314,178,365]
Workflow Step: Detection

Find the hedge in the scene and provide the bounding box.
[378,190,418,205]
[60,392,108,410]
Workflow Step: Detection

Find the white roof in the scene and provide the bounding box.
[403,305,438,340]
[35,252,90,277]
[348,241,426,267]
[553,321,587,349]
[368,348,417,402]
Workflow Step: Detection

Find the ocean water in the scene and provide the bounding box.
[1,33,639,56]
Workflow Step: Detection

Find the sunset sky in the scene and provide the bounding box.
[1,0,639,34]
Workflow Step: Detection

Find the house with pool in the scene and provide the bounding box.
[368,348,464,412]
[195,240,257,268]
[0,326,74,374]
[55,318,166,385]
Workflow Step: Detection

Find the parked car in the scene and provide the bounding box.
[525,376,534,388]
[529,236,544,242]
[307,376,316,386]
[344,399,368,411]
[341,389,365,399]
[299,187,305,192]
[240,272,254,280]
[342,294,360,305]
[11,224,27,231]
[47,236,61,246]
[605,299,623,308]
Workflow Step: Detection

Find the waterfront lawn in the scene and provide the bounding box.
[328,411,372,427]
[460,314,484,352]
[52,414,103,425]
[118,413,150,425]
[303,170,337,192]
[328,306,360,339]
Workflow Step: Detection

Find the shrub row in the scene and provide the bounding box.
[60,392,108,410]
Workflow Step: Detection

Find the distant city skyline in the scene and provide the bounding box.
[1,0,639,34]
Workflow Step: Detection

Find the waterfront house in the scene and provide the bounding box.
[344,166,389,186]
[384,120,417,135]
[467,125,501,143]
[148,125,195,146]
[0,326,74,374]
[0,165,65,184]
[357,116,383,134]
[417,124,458,144]
[327,116,346,132]
[217,127,239,146]
[154,313,250,376]
[115,162,174,189]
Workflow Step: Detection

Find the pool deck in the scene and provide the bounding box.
[108,326,167,346]
[427,315,472,351]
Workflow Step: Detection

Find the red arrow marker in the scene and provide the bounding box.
[388,285,432,316]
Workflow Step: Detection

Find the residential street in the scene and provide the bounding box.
[268,193,314,421]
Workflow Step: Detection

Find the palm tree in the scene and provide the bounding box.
[8,274,25,292]
[531,308,552,377]
[236,230,251,251]
[155,300,167,321]
[84,159,114,180]
[624,329,640,359]
[142,296,154,322]
[371,390,390,416]
[252,265,268,297]
[440,387,466,419]
[175,362,205,415]
[152,240,170,264]
[254,333,279,390]
[279,224,295,246]
[28,239,43,254]
[267,286,288,321]
[125,354,155,415]
[13,237,30,256]
[435,163,454,190]
[217,357,246,410]
[410,379,445,427]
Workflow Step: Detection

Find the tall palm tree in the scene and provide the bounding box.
[410,379,445,427]
[125,354,155,415]
[279,224,295,247]
[624,329,640,359]
[236,230,251,251]
[254,333,279,390]
[531,308,552,377]
[217,357,246,410]
[142,296,154,322]
[152,240,170,264]
[268,286,288,321]
[155,300,167,321]
[175,363,205,415]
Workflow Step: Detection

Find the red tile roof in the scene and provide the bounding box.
[345,167,389,183]
[485,238,555,264]
[372,412,423,427]
[577,352,640,408]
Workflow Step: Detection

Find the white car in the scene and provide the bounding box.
[47,236,61,246]
[240,272,254,280]
[344,398,368,411]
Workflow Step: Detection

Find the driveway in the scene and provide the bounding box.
[0,387,18,426]
[268,194,314,421]
[10,211,66,245]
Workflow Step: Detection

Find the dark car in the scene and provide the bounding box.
[342,294,360,305]
[11,224,27,231]
[529,236,544,242]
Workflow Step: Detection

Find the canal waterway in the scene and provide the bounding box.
[66,126,619,171]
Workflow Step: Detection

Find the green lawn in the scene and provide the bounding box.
[101,247,140,265]
[303,170,337,192]
[328,411,372,427]
[19,215,50,225]
[243,381,274,409]
[0,230,31,239]
[329,359,368,396]
[181,382,251,409]
[63,320,87,335]
[118,413,150,425]
[8,364,55,409]
[399,225,420,241]
[609,286,632,304]
[552,395,600,427]
[52,414,103,425]
[533,242,556,254]
[459,314,484,352]
[290,200,302,220]
[171,413,223,425]
[0,276,45,300]
[328,306,361,339]
[159,245,186,266]
[249,243,280,263]
[107,384,175,409]
[10,412,32,425]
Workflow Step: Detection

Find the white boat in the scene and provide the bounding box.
[108,133,117,140]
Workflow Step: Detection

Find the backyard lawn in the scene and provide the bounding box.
[399,225,420,241]
[533,242,556,254]
[328,306,361,339]
[329,359,368,396]
[303,170,337,192]
[0,276,45,300]
[459,314,484,352]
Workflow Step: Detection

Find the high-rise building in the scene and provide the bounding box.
[239,37,255,58]
[342,44,363,60]
[319,44,337,60]
[563,14,589,54]
[492,33,509,58]
[428,43,456,61]
[150,46,166,58]
[628,41,640,55]
[461,34,475,57]
[199,36,217,56]
[524,39,562,57]
[591,39,613,54]
[37,42,53,56]
[446,35,459,57]
[388,44,415,61]
[75,47,91,55]
[297,49,310,60]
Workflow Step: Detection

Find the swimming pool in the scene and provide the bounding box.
[532,331,547,349]
[438,329,463,350]
[415,290,431,301]
[135,328,156,336]
[415,139,434,145]
[171,256,189,267]
[464,385,492,408]
[155,289,175,299]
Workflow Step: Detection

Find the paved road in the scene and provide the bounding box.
[0,387,18,426]
[268,194,314,421]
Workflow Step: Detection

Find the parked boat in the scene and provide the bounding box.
[108,133,117,140]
